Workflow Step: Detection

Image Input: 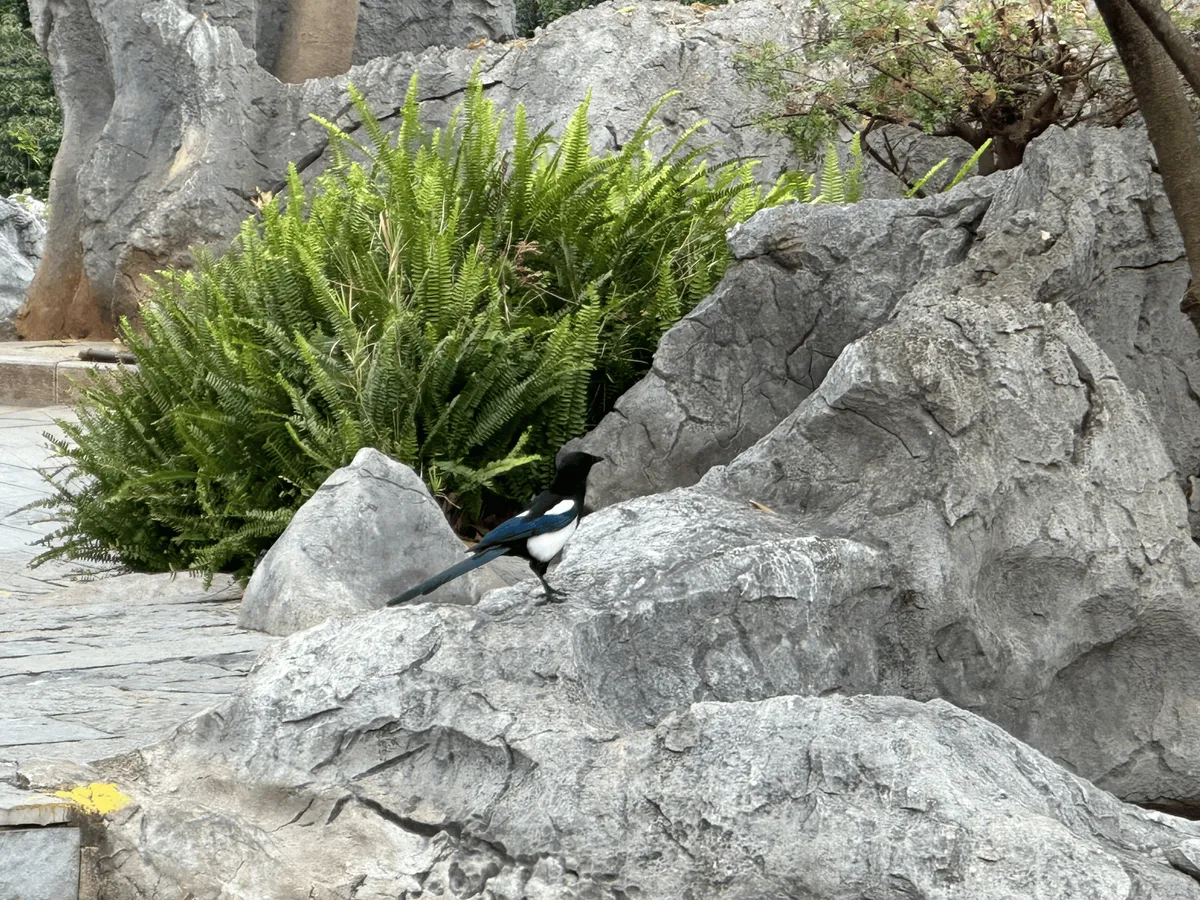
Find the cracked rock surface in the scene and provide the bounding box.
[82,627,1200,898]
[67,535,1200,897]
[583,123,1200,531]
[701,256,1200,810]
[578,181,996,506]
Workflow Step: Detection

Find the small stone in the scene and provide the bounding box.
[240,448,504,635]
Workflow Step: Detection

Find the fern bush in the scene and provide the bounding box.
[32,75,793,580]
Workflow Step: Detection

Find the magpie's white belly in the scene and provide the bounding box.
[526,516,577,562]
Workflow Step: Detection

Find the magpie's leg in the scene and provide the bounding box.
[532,561,566,604]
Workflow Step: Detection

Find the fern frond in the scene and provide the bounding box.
[818,142,844,203]
[945,138,992,191]
[906,157,949,198]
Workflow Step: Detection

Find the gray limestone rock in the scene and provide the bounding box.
[239,447,517,635]
[22,0,287,334]
[353,0,515,64]
[701,267,1200,810]
[974,123,1200,536]
[583,124,1200,535]
[241,482,900,685]
[0,195,45,339]
[579,180,997,506]
[80,604,1200,898]
[20,0,811,336]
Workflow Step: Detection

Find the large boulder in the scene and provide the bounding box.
[701,273,1200,810]
[578,180,997,507]
[239,447,527,636]
[582,123,1200,534]
[0,195,45,339]
[977,124,1200,536]
[70,591,1200,896]
[244,0,516,74]
[17,0,812,338]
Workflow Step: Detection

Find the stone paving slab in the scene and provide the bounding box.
[0,826,81,900]
[0,341,125,407]
[0,783,75,826]
[0,406,276,769]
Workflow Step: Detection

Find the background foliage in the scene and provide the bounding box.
[32,76,794,580]
[738,0,1152,173]
[516,0,725,37]
[0,0,60,197]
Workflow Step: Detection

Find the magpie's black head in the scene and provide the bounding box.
[551,450,603,494]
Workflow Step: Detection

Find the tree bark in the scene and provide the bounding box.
[1094,0,1200,335]
[1123,0,1200,99]
[274,0,359,84]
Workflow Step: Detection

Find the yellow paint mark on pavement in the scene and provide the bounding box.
[55,782,131,815]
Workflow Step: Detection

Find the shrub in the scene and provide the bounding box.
[738,0,1147,173]
[515,0,726,37]
[516,0,590,35]
[0,0,61,197]
[31,75,794,580]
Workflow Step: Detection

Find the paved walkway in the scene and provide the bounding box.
[0,406,274,769]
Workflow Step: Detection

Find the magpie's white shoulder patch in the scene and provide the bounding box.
[546,498,576,517]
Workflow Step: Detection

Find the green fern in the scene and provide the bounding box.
[904,158,948,198]
[32,73,792,580]
[945,138,992,191]
[807,134,864,205]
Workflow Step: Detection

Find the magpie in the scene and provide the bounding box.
[386,451,603,607]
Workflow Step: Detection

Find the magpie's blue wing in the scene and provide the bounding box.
[473,493,578,553]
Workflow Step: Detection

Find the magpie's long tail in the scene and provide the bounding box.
[386,546,510,607]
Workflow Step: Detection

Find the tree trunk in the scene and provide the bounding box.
[1123,0,1200,99]
[1093,0,1200,336]
[274,0,359,84]
[990,135,1025,172]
